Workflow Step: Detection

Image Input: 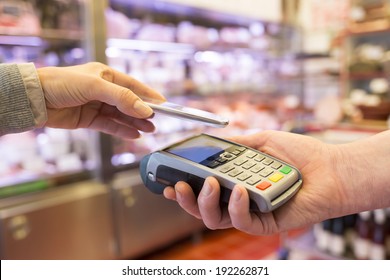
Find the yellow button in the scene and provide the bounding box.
[269,173,284,182]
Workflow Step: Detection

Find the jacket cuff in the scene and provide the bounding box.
[17,63,47,128]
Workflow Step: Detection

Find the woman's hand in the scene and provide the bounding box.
[37,62,166,139]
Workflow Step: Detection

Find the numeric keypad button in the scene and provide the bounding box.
[246,176,262,185]
[242,161,256,170]
[259,168,273,177]
[250,164,264,173]
[228,169,243,177]
[219,164,234,173]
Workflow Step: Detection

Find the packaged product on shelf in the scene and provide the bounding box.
[39,0,83,31]
[343,214,358,254]
[56,0,83,31]
[369,209,387,260]
[105,7,141,39]
[385,208,390,259]
[0,0,41,35]
[349,1,390,32]
[313,219,332,252]
[349,44,385,75]
[0,132,42,177]
[353,211,373,259]
[369,78,389,96]
[329,217,346,257]
[177,21,218,48]
[136,23,176,42]
[219,26,251,47]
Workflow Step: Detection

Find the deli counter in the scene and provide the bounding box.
[0,0,305,259]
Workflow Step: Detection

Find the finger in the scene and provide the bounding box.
[163,186,177,201]
[127,118,156,133]
[109,68,166,103]
[198,177,232,229]
[228,185,254,231]
[75,103,156,134]
[228,133,265,148]
[98,104,156,132]
[174,181,202,219]
[228,185,274,235]
[92,81,154,119]
[87,116,144,139]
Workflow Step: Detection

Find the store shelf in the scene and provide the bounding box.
[0,34,43,47]
[347,22,390,35]
[106,38,283,60]
[107,38,195,54]
[110,0,272,27]
[348,72,387,80]
[0,30,84,48]
[339,8,390,122]
[41,29,85,42]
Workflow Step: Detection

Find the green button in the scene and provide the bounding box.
[280,166,292,174]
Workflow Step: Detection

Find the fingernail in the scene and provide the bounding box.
[201,181,213,197]
[232,186,242,201]
[134,100,153,117]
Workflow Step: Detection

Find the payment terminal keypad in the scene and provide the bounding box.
[205,146,292,191]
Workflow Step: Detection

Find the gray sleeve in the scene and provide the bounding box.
[0,63,47,136]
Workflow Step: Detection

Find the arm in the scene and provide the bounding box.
[164,129,390,235]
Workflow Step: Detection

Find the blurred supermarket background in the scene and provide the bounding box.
[0,0,389,260]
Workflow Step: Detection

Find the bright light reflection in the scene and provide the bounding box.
[106,47,122,58]
[194,51,223,64]
[111,153,136,166]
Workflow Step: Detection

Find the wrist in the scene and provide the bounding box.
[336,130,390,215]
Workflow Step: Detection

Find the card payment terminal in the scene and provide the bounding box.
[140,134,302,213]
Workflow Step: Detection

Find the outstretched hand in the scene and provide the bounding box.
[37,62,166,139]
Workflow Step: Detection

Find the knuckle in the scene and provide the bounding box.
[86,62,114,81]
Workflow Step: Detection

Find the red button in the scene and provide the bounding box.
[256,181,271,190]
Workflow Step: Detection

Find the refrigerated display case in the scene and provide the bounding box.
[105,0,305,168]
[99,0,307,258]
[0,0,93,191]
[0,0,309,260]
[0,0,206,260]
[0,0,87,66]
[0,0,117,259]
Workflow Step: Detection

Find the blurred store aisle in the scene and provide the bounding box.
[143,227,308,260]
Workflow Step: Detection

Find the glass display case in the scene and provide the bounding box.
[0,0,118,260]
[106,0,304,170]
[0,0,312,260]
[0,0,206,260]
[0,0,95,195]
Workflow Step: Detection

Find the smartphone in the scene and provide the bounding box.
[145,101,229,128]
[140,133,302,213]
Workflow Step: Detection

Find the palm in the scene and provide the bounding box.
[45,101,98,129]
